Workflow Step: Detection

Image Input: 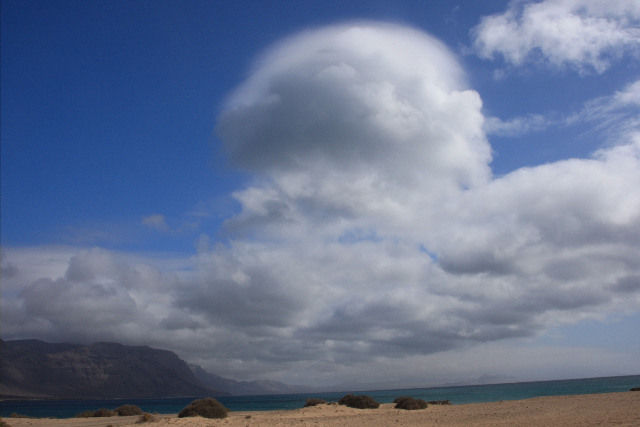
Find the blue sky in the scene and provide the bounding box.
[2,0,639,388]
[1,0,509,252]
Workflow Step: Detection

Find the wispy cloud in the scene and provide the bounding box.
[484,113,554,136]
[142,214,169,231]
[486,79,640,139]
[571,79,640,141]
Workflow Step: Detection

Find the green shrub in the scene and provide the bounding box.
[0,419,12,427]
[393,396,428,410]
[304,398,327,407]
[116,404,143,416]
[75,410,97,418]
[338,394,380,409]
[135,413,156,423]
[178,398,229,419]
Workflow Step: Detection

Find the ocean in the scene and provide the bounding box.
[1,374,638,419]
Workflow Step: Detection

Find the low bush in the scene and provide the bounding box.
[116,404,143,416]
[0,419,12,427]
[93,408,115,417]
[178,398,229,419]
[304,398,327,407]
[338,394,380,409]
[75,410,97,418]
[135,413,156,423]
[393,396,428,410]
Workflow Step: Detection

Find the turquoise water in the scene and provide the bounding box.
[1,374,638,419]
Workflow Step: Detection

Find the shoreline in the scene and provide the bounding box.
[3,391,639,426]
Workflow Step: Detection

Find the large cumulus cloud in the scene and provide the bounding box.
[219,23,490,184]
[2,21,640,385]
[218,23,492,243]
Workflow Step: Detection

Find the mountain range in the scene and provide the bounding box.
[0,339,314,399]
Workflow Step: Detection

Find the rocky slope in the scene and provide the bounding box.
[0,339,225,398]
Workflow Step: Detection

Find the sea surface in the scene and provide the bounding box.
[1,374,638,419]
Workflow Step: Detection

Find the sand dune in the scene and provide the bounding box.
[3,391,639,426]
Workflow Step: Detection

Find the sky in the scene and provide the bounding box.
[2,0,640,389]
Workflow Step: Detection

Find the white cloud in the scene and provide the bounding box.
[484,113,551,136]
[2,21,640,385]
[219,22,492,190]
[575,80,640,141]
[472,0,640,73]
[218,22,492,247]
[142,214,169,231]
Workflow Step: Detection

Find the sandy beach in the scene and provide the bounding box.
[3,391,639,427]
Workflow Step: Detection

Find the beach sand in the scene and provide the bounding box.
[3,391,639,426]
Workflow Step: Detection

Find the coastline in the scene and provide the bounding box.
[3,391,639,426]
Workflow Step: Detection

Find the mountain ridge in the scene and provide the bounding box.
[0,339,316,398]
[0,339,224,399]
[189,364,318,396]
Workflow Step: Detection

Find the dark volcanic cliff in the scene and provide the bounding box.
[0,339,225,398]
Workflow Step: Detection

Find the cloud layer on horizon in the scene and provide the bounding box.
[2,20,640,385]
